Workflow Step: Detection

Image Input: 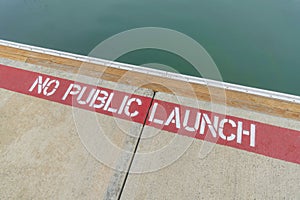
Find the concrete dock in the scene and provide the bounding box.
[0,41,299,199]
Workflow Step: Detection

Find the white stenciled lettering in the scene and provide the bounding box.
[103,93,117,113]
[199,114,219,138]
[62,83,81,100]
[148,102,164,124]
[118,96,129,114]
[147,102,256,147]
[43,79,59,96]
[237,121,256,147]
[91,90,109,109]
[218,119,236,141]
[29,76,59,96]
[77,87,96,105]
[165,107,181,129]
[124,98,142,117]
[89,89,100,107]
[183,110,201,132]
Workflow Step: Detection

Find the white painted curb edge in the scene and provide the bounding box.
[1,39,300,104]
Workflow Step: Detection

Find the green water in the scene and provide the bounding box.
[1,0,300,96]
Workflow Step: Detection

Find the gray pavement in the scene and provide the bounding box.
[1,58,299,199]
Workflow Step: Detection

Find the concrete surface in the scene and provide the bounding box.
[0,59,154,199]
[120,92,300,200]
[1,57,300,200]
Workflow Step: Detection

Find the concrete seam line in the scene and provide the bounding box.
[117,91,156,200]
[1,65,300,164]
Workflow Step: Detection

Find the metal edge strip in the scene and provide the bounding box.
[1,39,300,104]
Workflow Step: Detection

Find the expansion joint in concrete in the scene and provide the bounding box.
[117,90,157,200]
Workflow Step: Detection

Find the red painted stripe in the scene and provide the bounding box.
[146,100,300,164]
[1,64,300,164]
[0,65,151,124]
